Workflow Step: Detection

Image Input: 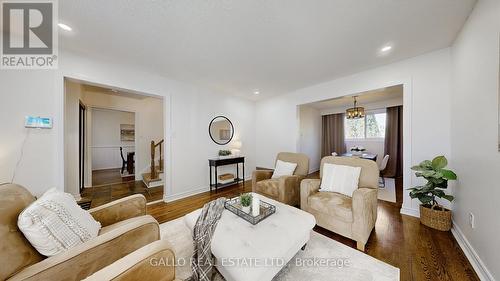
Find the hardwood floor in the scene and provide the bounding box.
[147,176,479,281]
[81,168,163,208]
[92,168,134,186]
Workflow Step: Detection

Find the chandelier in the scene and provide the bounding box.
[346,96,365,119]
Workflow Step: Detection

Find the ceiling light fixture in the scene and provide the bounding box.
[253,90,260,95]
[346,96,365,119]
[58,23,72,31]
[381,45,392,52]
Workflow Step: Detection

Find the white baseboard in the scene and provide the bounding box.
[146,199,164,206]
[400,206,420,218]
[451,220,495,281]
[92,166,122,171]
[164,176,251,203]
[164,186,210,203]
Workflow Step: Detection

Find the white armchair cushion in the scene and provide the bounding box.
[319,163,361,197]
[271,160,298,179]
[18,188,101,256]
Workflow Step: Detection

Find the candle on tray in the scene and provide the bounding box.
[252,195,260,216]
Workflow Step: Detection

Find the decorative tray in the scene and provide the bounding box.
[224,196,276,225]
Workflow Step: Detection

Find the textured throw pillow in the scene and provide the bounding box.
[18,188,101,257]
[319,163,361,197]
[271,160,298,179]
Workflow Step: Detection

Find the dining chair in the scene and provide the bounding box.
[379,155,390,187]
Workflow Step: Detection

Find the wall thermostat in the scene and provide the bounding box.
[25,116,53,129]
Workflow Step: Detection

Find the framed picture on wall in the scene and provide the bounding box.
[121,124,135,141]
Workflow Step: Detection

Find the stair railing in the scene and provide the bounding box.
[150,139,164,179]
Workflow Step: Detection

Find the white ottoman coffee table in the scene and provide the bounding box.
[184,193,316,281]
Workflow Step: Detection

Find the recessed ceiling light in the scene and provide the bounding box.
[381,45,392,52]
[253,90,260,95]
[58,23,72,31]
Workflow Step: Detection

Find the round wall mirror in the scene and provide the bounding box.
[209,116,234,145]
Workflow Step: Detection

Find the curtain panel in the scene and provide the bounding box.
[383,105,403,177]
[321,113,346,157]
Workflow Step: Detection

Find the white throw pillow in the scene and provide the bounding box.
[271,160,298,179]
[319,163,361,197]
[18,188,101,257]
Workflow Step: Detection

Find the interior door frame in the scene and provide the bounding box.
[59,76,171,202]
[78,101,86,193]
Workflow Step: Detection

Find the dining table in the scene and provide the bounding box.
[340,152,378,162]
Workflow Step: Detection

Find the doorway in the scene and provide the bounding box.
[297,85,404,205]
[64,78,165,207]
[90,108,136,186]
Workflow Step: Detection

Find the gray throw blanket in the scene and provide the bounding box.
[190,197,227,281]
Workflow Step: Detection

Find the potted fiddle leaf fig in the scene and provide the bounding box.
[408,155,457,231]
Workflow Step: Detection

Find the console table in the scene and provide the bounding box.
[209,156,245,192]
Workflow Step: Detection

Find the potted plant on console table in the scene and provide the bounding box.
[218,149,233,159]
[408,155,457,231]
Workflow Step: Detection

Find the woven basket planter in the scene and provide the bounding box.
[420,205,452,231]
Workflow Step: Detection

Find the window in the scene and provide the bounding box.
[345,117,365,139]
[345,111,386,139]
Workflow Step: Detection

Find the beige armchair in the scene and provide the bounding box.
[84,240,180,281]
[252,152,309,206]
[300,156,379,251]
[0,184,176,281]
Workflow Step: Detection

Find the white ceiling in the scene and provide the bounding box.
[59,0,476,100]
[306,85,403,110]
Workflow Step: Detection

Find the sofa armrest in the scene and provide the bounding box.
[300,179,320,210]
[278,175,301,206]
[9,216,160,281]
[251,170,273,192]
[89,194,146,227]
[83,240,177,281]
[352,188,378,244]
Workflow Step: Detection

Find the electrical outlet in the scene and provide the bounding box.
[469,213,475,229]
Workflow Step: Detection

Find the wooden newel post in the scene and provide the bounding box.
[151,140,156,179]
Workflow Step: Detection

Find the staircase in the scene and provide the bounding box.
[142,139,164,188]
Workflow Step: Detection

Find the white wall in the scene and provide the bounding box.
[90,108,135,171]
[344,139,385,166]
[0,51,256,201]
[82,90,163,181]
[450,0,500,279]
[298,106,322,173]
[64,80,83,197]
[256,48,452,216]
[0,71,57,196]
